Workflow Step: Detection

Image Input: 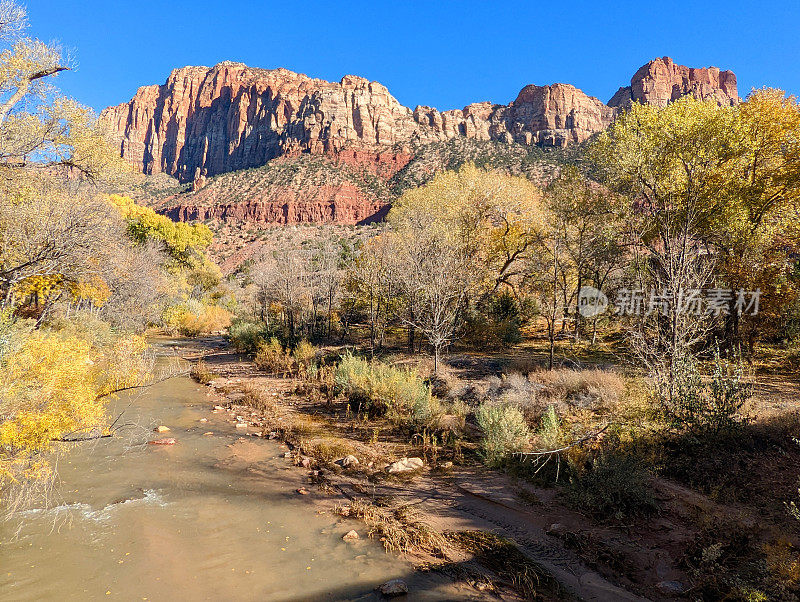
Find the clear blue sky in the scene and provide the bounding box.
[27,0,800,114]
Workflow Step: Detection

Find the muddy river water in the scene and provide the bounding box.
[0,340,463,601]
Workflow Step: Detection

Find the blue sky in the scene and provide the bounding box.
[27,0,800,114]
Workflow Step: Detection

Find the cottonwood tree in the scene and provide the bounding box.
[384,165,544,370]
[395,229,474,372]
[594,92,800,363]
[546,167,624,342]
[0,1,122,180]
[311,237,346,338]
[711,89,800,352]
[0,180,117,305]
[0,1,166,507]
[343,235,400,355]
[591,97,744,414]
[393,164,545,296]
[251,248,313,342]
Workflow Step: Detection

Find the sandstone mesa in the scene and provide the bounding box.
[100,56,738,226]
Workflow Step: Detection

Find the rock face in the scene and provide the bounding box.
[99,61,614,186]
[153,154,392,226]
[413,83,613,147]
[608,56,738,108]
[102,57,739,226]
[100,62,421,183]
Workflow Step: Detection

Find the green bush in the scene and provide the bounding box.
[536,404,566,451]
[475,402,531,467]
[655,351,751,434]
[334,353,439,426]
[566,454,656,520]
[229,319,271,353]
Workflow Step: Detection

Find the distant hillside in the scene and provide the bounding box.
[151,154,394,226]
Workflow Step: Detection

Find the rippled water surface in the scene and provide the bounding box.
[0,341,452,601]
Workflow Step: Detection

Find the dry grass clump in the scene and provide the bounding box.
[303,437,356,462]
[337,498,449,557]
[281,413,326,440]
[189,359,217,384]
[486,368,626,424]
[240,384,276,414]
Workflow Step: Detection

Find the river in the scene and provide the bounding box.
[0,340,464,601]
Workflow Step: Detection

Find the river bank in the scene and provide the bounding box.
[1,338,491,601]
[184,337,649,601]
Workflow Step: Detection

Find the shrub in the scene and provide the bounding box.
[0,317,150,491]
[654,351,751,434]
[228,319,270,353]
[566,453,656,520]
[334,353,439,426]
[165,300,232,336]
[536,404,566,451]
[292,340,316,371]
[240,384,275,414]
[475,402,531,466]
[254,337,293,375]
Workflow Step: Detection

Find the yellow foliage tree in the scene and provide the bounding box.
[0,317,150,493]
[108,194,213,268]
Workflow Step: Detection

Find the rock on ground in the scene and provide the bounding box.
[386,457,424,473]
[378,579,408,597]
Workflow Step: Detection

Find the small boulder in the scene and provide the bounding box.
[198,418,208,423]
[337,455,359,468]
[148,438,176,445]
[202,432,214,436]
[547,523,567,536]
[296,487,309,495]
[386,457,424,474]
[300,457,312,468]
[235,422,248,429]
[342,529,359,541]
[154,425,170,433]
[378,579,408,597]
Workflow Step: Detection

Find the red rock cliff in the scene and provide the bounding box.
[101,57,739,227]
[99,62,614,183]
[608,56,738,108]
